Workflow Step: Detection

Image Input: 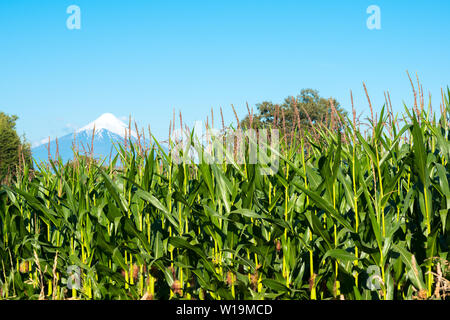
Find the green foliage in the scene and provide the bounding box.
[0,112,32,180]
[240,89,346,131]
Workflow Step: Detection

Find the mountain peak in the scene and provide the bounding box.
[32,113,140,163]
[77,113,137,138]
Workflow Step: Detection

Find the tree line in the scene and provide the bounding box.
[0,112,32,181]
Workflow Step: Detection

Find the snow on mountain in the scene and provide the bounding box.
[32,113,139,163]
[77,113,137,139]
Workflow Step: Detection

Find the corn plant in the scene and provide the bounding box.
[0,87,449,300]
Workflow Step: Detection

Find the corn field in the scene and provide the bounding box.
[0,88,449,300]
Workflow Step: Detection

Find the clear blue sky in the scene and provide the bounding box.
[0,0,449,144]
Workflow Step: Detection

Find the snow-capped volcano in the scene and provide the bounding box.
[77,113,137,139]
[32,113,139,163]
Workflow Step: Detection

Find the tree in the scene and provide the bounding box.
[0,112,32,179]
[240,89,346,135]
